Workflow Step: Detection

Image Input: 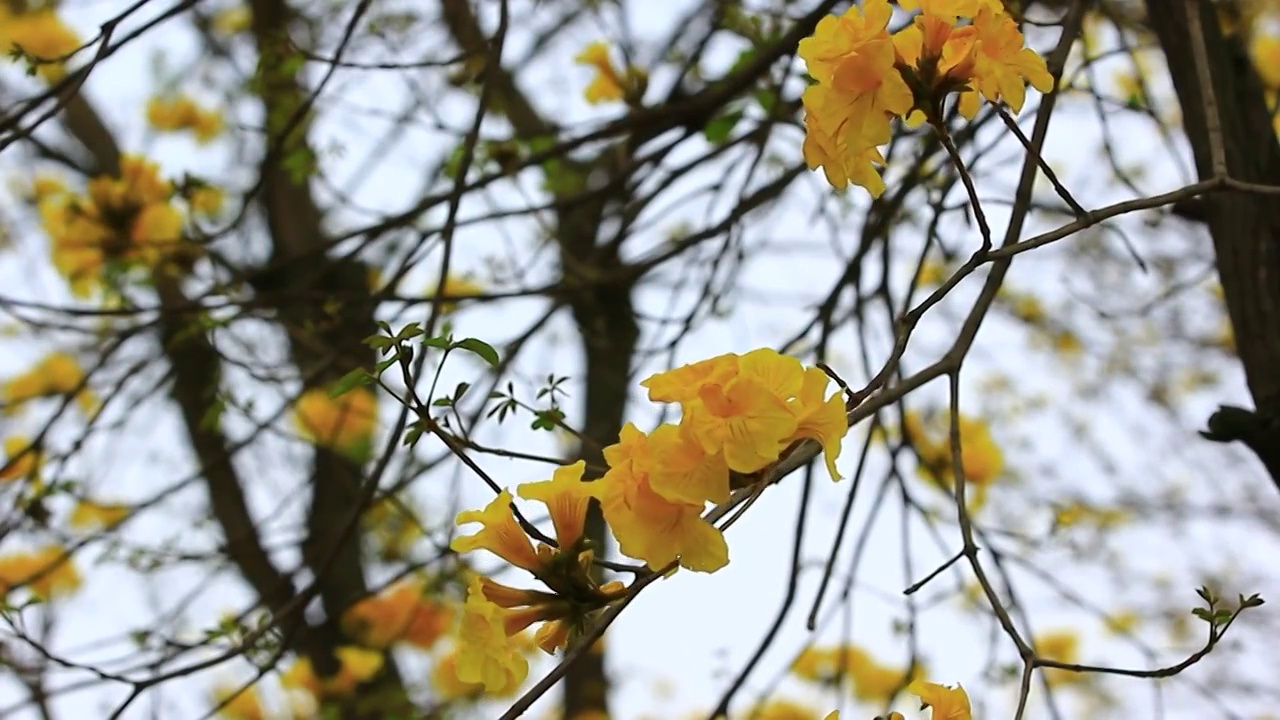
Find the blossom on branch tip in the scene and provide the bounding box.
[452,489,543,572]
[516,460,602,550]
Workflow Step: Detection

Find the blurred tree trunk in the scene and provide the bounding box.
[1144,1,1280,489]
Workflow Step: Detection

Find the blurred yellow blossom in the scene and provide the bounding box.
[341,578,454,650]
[0,7,81,81]
[294,386,377,455]
[147,95,225,143]
[212,5,253,36]
[211,682,265,720]
[903,411,1003,508]
[281,646,383,699]
[428,274,484,314]
[0,435,40,482]
[0,545,82,600]
[1033,629,1084,687]
[908,680,972,720]
[1251,33,1280,89]
[69,499,130,531]
[575,41,646,105]
[3,351,98,416]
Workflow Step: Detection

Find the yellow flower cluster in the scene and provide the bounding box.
[37,157,190,297]
[280,646,384,700]
[903,410,1003,509]
[574,40,647,105]
[446,348,848,696]
[146,95,226,144]
[340,577,454,650]
[799,0,1053,195]
[2,351,98,417]
[792,644,926,704]
[0,6,81,81]
[293,386,377,457]
[0,545,82,600]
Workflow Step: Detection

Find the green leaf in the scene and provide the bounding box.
[704,109,744,144]
[330,368,372,397]
[454,337,499,367]
[423,334,452,350]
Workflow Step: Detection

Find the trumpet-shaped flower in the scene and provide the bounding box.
[646,422,731,505]
[684,372,798,473]
[576,41,626,104]
[959,7,1054,118]
[786,367,848,480]
[516,460,602,550]
[908,681,972,720]
[640,353,738,404]
[598,423,728,572]
[454,577,529,693]
[451,489,543,572]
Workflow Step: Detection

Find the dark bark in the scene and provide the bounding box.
[1147,0,1280,491]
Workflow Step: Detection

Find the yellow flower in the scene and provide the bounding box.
[573,41,645,105]
[797,0,913,193]
[341,579,455,650]
[1033,629,1083,686]
[451,488,544,572]
[428,274,484,314]
[918,259,949,286]
[431,644,524,700]
[68,499,130,531]
[293,386,377,454]
[280,646,383,698]
[211,682,265,720]
[742,699,827,720]
[645,422,731,505]
[1251,33,1280,90]
[2,351,98,416]
[599,423,729,572]
[455,576,529,694]
[516,460,602,550]
[1103,609,1140,636]
[908,681,972,720]
[188,185,226,218]
[786,367,848,480]
[684,367,799,474]
[0,546,82,600]
[0,8,82,81]
[0,435,40,482]
[130,202,184,251]
[958,6,1054,118]
[801,105,891,195]
[146,95,225,143]
[793,644,925,702]
[640,353,739,404]
[904,411,1003,502]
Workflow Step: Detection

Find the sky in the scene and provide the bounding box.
[0,1,1277,719]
